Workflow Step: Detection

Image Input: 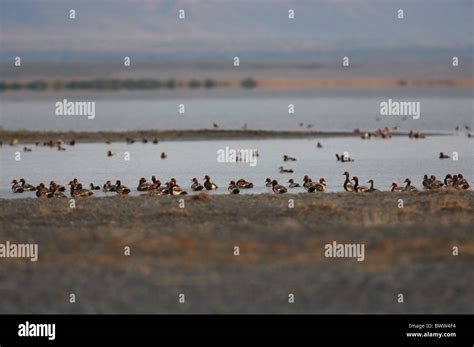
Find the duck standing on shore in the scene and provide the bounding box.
[390,182,403,192]
[352,176,367,192]
[367,180,379,192]
[137,177,151,191]
[430,175,444,189]
[190,178,203,191]
[102,180,116,192]
[342,172,355,192]
[203,176,218,190]
[403,178,417,192]
[70,183,94,197]
[314,178,327,192]
[272,180,287,194]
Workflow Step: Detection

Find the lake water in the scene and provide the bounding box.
[1,90,472,133]
[1,135,472,199]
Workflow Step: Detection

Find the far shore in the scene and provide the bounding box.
[0,129,450,144]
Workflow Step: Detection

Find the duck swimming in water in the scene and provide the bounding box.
[11,179,24,193]
[90,183,101,190]
[236,179,253,189]
[288,179,300,188]
[272,180,287,194]
[102,180,116,192]
[228,181,240,194]
[279,166,294,173]
[403,178,417,192]
[36,183,52,198]
[439,152,450,159]
[283,155,297,162]
[203,176,218,190]
[342,172,355,192]
[191,178,204,191]
[352,176,367,192]
[265,178,273,187]
[161,152,167,159]
[19,178,36,191]
[366,179,379,192]
[115,180,131,195]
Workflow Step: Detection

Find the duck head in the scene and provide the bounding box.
[342,171,350,177]
[272,180,279,186]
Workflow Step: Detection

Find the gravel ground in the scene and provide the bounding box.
[0,191,473,313]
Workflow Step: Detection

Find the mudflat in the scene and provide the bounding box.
[0,191,472,313]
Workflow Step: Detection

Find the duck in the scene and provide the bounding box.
[107,150,116,157]
[430,175,443,189]
[455,174,470,190]
[11,179,24,193]
[228,181,240,194]
[49,181,66,192]
[390,182,403,192]
[422,174,431,189]
[236,179,253,189]
[314,178,327,192]
[191,178,204,191]
[287,179,301,188]
[36,183,52,198]
[203,175,218,190]
[352,176,367,192]
[137,177,151,191]
[115,180,131,195]
[444,174,454,188]
[102,180,116,192]
[439,152,450,159]
[161,152,168,159]
[366,180,379,192]
[23,146,32,152]
[271,180,287,194]
[342,172,355,192]
[403,178,417,192]
[302,175,313,189]
[283,155,297,162]
[70,183,94,197]
[279,166,294,173]
[167,179,187,195]
[152,138,159,144]
[19,178,36,191]
[265,178,273,187]
[90,183,101,190]
[316,142,323,148]
[148,176,162,190]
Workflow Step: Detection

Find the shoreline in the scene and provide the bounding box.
[0,191,472,313]
[0,129,450,144]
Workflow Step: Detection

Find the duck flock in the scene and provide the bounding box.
[10,171,470,198]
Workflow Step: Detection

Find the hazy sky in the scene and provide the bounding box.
[1,0,472,62]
